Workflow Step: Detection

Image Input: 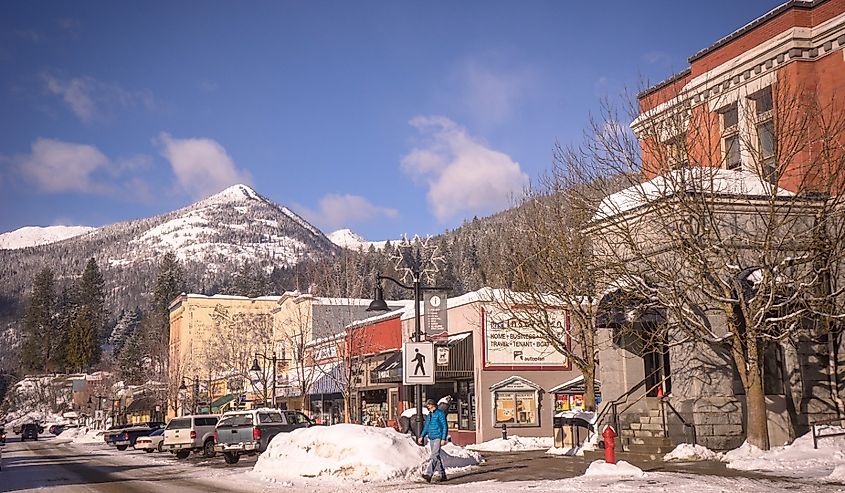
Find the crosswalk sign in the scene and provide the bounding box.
[403,342,435,385]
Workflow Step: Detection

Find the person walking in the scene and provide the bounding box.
[418,398,448,482]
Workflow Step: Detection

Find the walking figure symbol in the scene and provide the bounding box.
[412,348,426,376]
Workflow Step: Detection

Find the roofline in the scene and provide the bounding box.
[637,68,692,100]
[638,0,827,100]
[687,0,821,64]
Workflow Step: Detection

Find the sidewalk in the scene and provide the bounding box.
[444,450,833,487]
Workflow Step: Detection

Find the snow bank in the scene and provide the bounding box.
[55,427,83,441]
[4,410,64,430]
[467,435,553,452]
[252,424,480,483]
[664,443,722,462]
[583,459,645,478]
[73,427,106,445]
[724,426,845,481]
[828,464,845,482]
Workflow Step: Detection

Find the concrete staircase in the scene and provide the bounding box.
[583,400,676,464]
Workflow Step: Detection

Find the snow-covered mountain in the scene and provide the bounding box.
[0,225,95,250]
[0,184,339,315]
[328,228,390,250]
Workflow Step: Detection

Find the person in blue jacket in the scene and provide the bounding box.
[418,398,448,482]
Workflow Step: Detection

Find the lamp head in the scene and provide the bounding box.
[366,284,390,312]
[250,358,262,373]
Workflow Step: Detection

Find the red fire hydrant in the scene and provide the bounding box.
[602,425,617,464]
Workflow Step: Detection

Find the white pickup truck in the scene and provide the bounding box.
[162,415,219,459]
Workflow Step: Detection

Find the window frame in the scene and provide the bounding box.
[720,104,741,171]
[492,389,540,428]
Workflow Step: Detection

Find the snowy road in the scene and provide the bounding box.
[2,434,844,493]
[1,435,259,492]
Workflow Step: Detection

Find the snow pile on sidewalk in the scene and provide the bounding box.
[55,427,83,441]
[724,426,845,481]
[73,427,106,444]
[4,410,64,430]
[583,459,645,478]
[664,443,722,462]
[467,435,553,452]
[252,424,480,482]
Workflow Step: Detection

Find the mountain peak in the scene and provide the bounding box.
[199,183,261,205]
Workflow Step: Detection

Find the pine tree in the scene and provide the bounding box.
[50,285,77,372]
[230,262,270,297]
[151,252,185,345]
[78,257,107,343]
[110,307,142,356]
[117,325,146,384]
[20,268,56,372]
[66,305,97,372]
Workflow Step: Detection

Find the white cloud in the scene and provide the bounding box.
[44,74,156,123]
[458,60,534,125]
[401,116,528,222]
[12,138,153,201]
[16,138,111,194]
[297,194,398,231]
[156,133,253,200]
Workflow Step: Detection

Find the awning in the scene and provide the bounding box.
[549,376,601,395]
[370,351,402,384]
[309,364,346,395]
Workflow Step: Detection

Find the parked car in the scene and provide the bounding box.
[107,422,165,451]
[214,409,313,464]
[103,424,129,444]
[134,429,165,453]
[162,415,219,459]
[20,423,39,441]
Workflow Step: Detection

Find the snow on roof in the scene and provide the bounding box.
[594,168,796,221]
[347,301,416,328]
[183,293,282,302]
[488,375,543,391]
[400,287,569,321]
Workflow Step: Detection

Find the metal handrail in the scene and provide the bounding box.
[661,396,697,446]
[591,367,664,439]
[811,416,845,449]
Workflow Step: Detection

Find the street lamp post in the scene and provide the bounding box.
[367,254,449,440]
[250,352,278,408]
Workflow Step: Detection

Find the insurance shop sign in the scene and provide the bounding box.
[483,307,570,369]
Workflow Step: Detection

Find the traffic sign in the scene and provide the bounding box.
[403,341,435,385]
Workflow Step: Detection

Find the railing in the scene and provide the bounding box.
[591,368,697,446]
[661,396,697,446]
[811,417,845,449]
[591,367,663,440]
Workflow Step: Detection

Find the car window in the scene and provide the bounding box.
[217,414,253,427]
[150,429,164,436]
[258,412,284,424]
[286,412,309,425]
[195,417,218,427]
[166,418,191,430]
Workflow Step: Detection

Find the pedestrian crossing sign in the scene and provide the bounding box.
[403,341,435,385]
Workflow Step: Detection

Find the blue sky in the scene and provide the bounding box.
[0,0,782,240]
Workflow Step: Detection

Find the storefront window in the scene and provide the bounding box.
[494,390,538,426]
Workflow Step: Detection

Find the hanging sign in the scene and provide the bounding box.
[424,290,449,341]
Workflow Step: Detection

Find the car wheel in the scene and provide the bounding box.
[157,442,163,453]
[202,439,216,458]
[223,452,240,464]
[175,449,191,459]
[116,445,128,451]
[144,448,153,453]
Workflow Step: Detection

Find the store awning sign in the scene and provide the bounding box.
[403,341,435,385]
[424,290,449,341]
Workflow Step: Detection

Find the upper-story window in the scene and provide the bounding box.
[664,134,689,170]
[750,87,776,184]
[721,104,741,170]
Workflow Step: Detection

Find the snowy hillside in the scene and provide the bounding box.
[0,183,339,323]
[328,228,390,250]
[0,225,95,250]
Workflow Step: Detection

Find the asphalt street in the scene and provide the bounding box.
[0,434,258,493]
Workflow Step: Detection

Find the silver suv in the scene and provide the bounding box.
[162,415,219,459]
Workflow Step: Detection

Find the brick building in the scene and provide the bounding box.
[594,0,845,452]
